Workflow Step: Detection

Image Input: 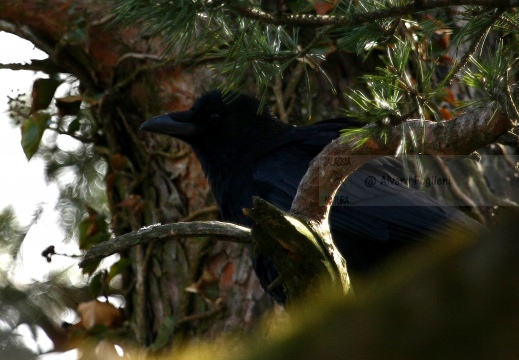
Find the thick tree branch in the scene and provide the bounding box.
[79,221,251,268]
[245,197,350,306]
[292,105,511,223]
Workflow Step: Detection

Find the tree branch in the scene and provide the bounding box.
[229,0,518,27]
[244,196,350,306]
[0,59,63,73]
[79,221,251,268]
[291,105,511,223]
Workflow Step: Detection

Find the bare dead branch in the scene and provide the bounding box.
[0,60,61,73]
[79,221,251,268]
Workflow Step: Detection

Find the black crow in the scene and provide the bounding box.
[140,90,481,303]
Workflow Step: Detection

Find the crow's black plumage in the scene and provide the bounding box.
[140,90,481,303]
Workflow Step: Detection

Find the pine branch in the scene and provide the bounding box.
[292,105,511,223]
[438,8,507,89]
[229,0,519,27]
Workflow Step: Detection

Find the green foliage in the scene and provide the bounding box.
[0,207,26,268]
[344,41,411,122]
[43,142,108,241]
[2,38,111,354]
[339,8,519,157]
[212,21,299,94]
[79,210,111,275]
[20,112,50,160]
[111,1,519,130]
[449,8,500,56]
[89,258,130,297]
[460,40,518,110]
[8,75,108,242]
[336,22,388,54]
[112,0,212,51]
[107,1,331,96]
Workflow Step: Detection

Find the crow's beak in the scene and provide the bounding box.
[140,111,197,137]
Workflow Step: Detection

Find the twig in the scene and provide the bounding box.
[112,53,221,92]
[496,12,519,31]
[174,307,224,329]
[505,68,519,126]
[428,156,485,222]
[149,148,191,161]
[284,62,306,104]
[0,21,55,55]
[438,8,506,89]
[0,61,60,72]
[47,126,95,143]
[273,75,288,122]
[294,25,335,61]
[115,52,163,67]
[90,13,116,27]
[494,143,519,168]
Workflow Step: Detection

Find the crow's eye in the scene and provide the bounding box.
[210,113,220,122]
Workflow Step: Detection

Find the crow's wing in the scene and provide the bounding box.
[253,120,480,272]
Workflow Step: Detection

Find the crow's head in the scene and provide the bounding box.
[140,90,288,172]
[140,90,280,145]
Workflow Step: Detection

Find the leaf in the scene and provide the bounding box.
[312,0,338,15]
[79,212,110,250]
[185,270,220,303]
[67,118,81,134]
[440,106,454,120]
[81,260,101,277]
[443,88,457,104]
[76,300,124,330]
[109,153,127,171]
[89,271,103,295]
[77,213,103,274]
[21,112,50,160]
[30,77,62,113]
[115,194,142,209]
[56,95,83,116]
[108,258,131,278]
